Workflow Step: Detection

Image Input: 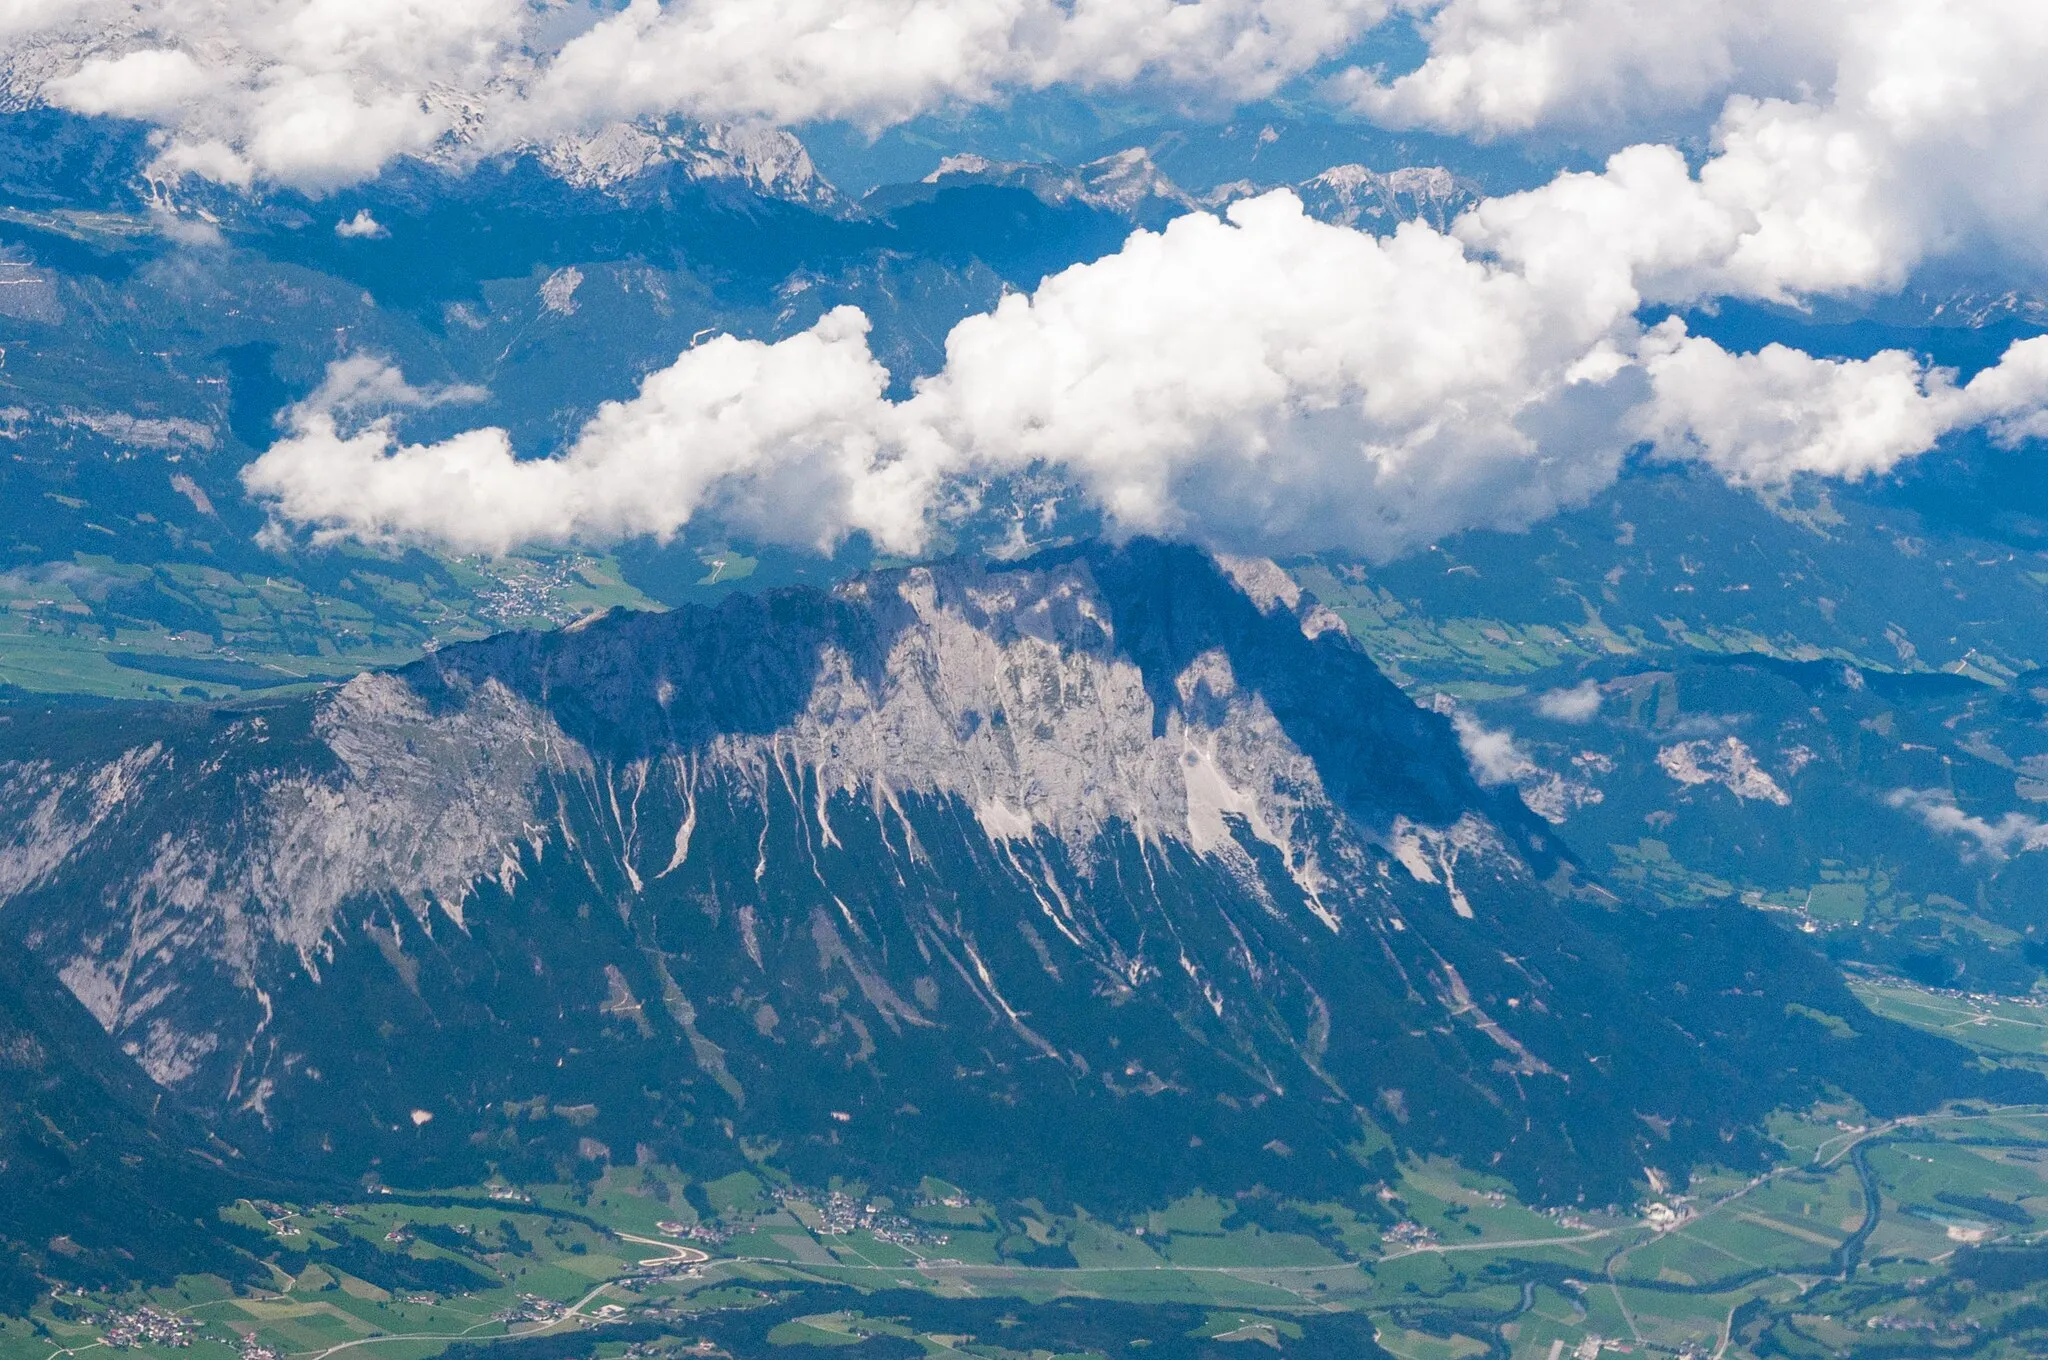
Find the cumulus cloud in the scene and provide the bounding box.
[8,0,1390,192]
[15,0,2048,417]
[1448,710,1601,823]
[243,178,2048,559]
[45,46,214,119]
[1350,0,2048,290]
[900,190,1645,553]
[1887,788,2048,862]
[245,311,933,555]
[1536,681,1603,723]
[1335,0,1840,136]
[334,208,387,239]
[27,0,532,191]
[9,0,2048,322]
[80,2,2031,561]
[298,353,488,424]
[243,186,2048,558]
[517,0,1389,137]
[1634,326,2048,485]
[247,189,1641,556]
[1451,710,1533,788]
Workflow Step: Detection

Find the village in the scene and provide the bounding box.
[98,1306,196,1349]
[769,1186,952,1248]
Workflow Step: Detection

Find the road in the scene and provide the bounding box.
[291,1230,722,1360]
[1381,1228,1616,1260]
[614,1234,711,1268]
[737,1257,1373,1278]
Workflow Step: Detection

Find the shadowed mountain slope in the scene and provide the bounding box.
[0,937,278,1310]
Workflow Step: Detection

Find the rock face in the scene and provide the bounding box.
[535,119,849,213]
[0,542,2011,1205]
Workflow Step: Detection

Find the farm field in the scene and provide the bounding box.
[8,1104,2048,1360]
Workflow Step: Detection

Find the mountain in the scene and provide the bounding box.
[0,931,275,1310]
[530,119,851,214]
[868,147,1199,229]
[0,541,2019,1214]
[867,147,1479,237]
[1290,163,1479,233]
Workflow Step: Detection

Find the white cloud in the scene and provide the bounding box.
[1634,331,1962,486]
[1449,710,1601,823]
[22,0,532,192]
[103,3,2038,561]
[244,190,1645,557]
[334,208,387,239]
[1352,0,2048,291]
[44,46,213,118]
[517,0,1390,137]
[1451,710,1533,787]
[2,0,2045,647]
[8,0,1391,192]
[244,311,933,555]
[13,0,2048,407]
[243,189,2048,559]
[1336,0,1840,136]
[1635,326,2048,485]
[898,190,1643,554]
[1535,681,1602,723]
[1887,788,2048,862]
[299,353,488,424]
[7,0,2048,319]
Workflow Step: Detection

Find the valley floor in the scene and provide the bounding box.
[12,1103,2048,1360]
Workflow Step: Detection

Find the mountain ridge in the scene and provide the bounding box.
[0,540,2027,1215]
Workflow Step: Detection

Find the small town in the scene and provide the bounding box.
[99,1307,196,1349]
[770,1187,951,1248]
